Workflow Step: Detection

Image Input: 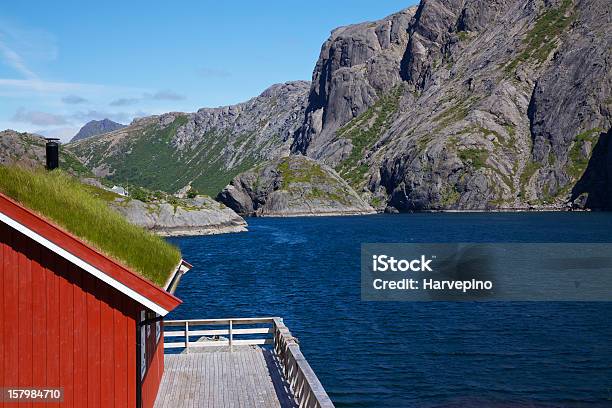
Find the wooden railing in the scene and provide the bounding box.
[164,317,275,350]
[272,318,334,408]
[163,317,334,408]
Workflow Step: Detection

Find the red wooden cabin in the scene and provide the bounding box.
[0,193,190,407]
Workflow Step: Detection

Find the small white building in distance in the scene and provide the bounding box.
[111,185,128,196]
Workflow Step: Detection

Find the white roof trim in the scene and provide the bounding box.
[163,259,191,291]
[0,212,170,316]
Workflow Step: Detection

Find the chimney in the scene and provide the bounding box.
[45,138,60,170]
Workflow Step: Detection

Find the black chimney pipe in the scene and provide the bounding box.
[45,138,60,170]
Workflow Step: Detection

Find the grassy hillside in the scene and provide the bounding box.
[0,166,181,286]
[67,83,310,197]
[68,115,266,196]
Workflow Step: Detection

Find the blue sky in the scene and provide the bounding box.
[0,1,415,141]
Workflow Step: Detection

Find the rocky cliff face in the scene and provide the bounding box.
[217,156,375,216]
[71,119,126,142]
[292,7,415,163]
[293,0,612,210]
[68,81,310,196]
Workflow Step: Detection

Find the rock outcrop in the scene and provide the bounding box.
[71,119,126,142]
[109,195,247,236]
[68,81,310,196]
[217,156,375,217]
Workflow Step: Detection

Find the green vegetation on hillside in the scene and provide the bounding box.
[335,85,403,188]
[278,156,330,188]
[71,115,265,197]
[433,96,479,131]
[277,157,352,204]
[60,146,93,177]
[505,0,574,74]
[566,128,600,179]
[519,160,542,199]
[99,115,190,192]
[440,185,461,207]
[458,148,488,169]
[0,166,181,286]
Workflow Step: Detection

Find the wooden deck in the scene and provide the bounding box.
[154,348,297,408]
[156,317,334,408]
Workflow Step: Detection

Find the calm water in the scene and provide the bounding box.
[168,213,612,408]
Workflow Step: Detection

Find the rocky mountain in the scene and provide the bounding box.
[292,0,611,211]
[71,119,126,142]
[67,0,611,212]
[217,156,375,216]
[67,81,310,196]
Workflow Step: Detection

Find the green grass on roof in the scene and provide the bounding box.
[0,166,181,286]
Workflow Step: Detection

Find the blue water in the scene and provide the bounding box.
[168,213,612,408]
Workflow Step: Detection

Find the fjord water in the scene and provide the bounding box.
[168,213,612,408]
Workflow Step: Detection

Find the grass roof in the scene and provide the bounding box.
[0,166,181,286]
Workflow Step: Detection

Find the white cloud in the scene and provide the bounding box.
[109,97,139,107]
[12,107,68,126]
[62,95,88,104]
[109,90,188,106]
[0,78,109,93]
[145,90,186,101]
[35,126,80,143]
[0,20,192,141]
[0,21,58,81]
[0,40,38,80]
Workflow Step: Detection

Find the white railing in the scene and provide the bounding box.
[163,317,334,408]
[164,317,276,350]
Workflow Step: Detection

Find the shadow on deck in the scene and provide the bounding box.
[155,347,297,408]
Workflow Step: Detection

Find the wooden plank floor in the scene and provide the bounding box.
[154,347,297,408]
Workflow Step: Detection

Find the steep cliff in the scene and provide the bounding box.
[293,0,611,210]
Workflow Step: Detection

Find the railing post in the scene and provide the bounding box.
[229,320,233,352]
[184,321,189,349]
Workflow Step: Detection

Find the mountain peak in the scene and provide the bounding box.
[71,119,126,142]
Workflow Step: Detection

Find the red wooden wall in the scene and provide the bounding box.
[0,222,165,407]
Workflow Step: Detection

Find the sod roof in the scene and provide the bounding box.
[0,166,181,286]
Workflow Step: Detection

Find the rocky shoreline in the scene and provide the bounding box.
[109,195,248,237]
[387,205,590,213]
[251,209,377,218]
[153,223,247,237]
